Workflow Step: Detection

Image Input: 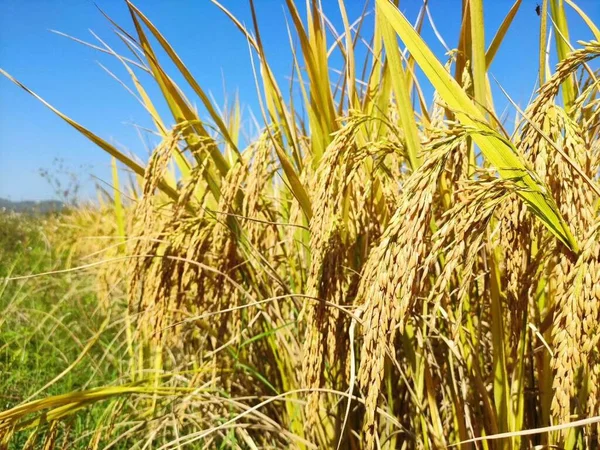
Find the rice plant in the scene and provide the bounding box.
[1,0,600,448]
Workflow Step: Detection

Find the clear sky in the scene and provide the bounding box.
[1,0,598,201]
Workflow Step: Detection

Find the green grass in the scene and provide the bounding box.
[0,212,129,449]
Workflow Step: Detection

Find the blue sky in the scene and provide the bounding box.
[1,0,598,201]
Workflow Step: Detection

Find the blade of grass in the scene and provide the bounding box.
[245,28,313,220]
[470,0,487,114]
[111,157,126,255]
[90,30,193,183]
[550,0,576,109]
[539,0,549,87]
[377,2,422,170]
[284,0,337,162]
[126,0,241,159]
[485,0,522,69]
[126,3,229,195]
[0,69,181,204]
[564,0,600,41]
[455,414,600,445]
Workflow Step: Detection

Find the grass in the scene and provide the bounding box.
[0,211,123,448]
[1,0,600,448]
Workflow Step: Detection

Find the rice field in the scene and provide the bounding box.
[1,0,600,448]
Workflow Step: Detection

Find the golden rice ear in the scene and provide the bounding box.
[551,224,600,435]
[356,131,462,449]
[302,114,390,444]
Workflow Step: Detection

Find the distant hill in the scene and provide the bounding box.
[0,198,65,214]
